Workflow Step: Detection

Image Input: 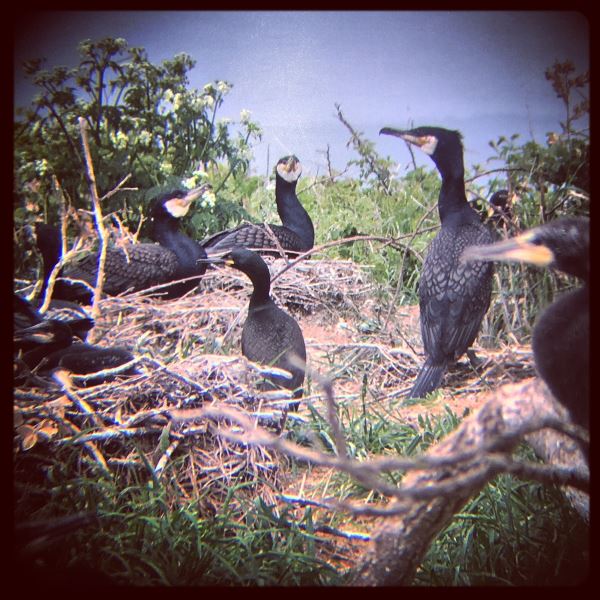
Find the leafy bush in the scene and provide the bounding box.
[14,37,262,278]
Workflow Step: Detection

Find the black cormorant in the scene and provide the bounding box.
[14,295,134,384]
[202,156,314,256]
[13,293,94,343]
[462,216,589,429]
[35,186,210,304]
[203,247,306,411]
[14,318,75,359]
[380,126,494,399]
[486,190,513,234]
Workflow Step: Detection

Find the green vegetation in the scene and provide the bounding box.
[417,447,589,586]
[14,39,588,586]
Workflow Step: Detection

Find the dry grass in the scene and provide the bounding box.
[14,255,536,565]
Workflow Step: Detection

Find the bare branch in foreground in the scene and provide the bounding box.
[348,378,588,586]
[156,374,587,585]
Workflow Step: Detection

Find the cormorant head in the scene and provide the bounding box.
[461,216,589,281]
[489,190,509,210]
[14,319,74,347]
[379,126,464,177]
[151,184,213,220]
[225,247,266,269]
[486,190,512,222]
[199,246,270,279]
[276,155,302,183]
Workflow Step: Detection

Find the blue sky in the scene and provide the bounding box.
[14,10,589,185]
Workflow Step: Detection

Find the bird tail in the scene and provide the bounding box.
[408,358,447,400]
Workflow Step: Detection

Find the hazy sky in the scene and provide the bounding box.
[14,11,589,184]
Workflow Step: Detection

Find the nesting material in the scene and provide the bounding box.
[14,257,535,510]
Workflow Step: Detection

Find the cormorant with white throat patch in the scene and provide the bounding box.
[35,185,210,304]
[202,156,314,257]
[380,126,494,399]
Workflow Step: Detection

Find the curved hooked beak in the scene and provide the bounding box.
[380,127,428,147]
[182,183,213,204]
[165,184,213,218]
[461,231,554,267]
[14,321,62,344]
[380,127,438,155]
[277,155,302,181]
[379,126,409,138]
[283,155,300,171]
[197,251,235,267]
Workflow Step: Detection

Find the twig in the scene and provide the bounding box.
[52,369,105,430]
[78,117,107,327]
[270,233,434,285]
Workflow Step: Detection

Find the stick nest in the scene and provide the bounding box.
[14,256,536,510]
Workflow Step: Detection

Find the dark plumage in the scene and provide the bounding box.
[380,125,494,399]
[14,292,94,342]
[204,247,306,409]
[14,295,134,384]
[486,189,513,234]
[14,318,75,358]
[202,156,314,256]
[35,186,209,304]
[41,343,135,384]
[14,293,48,332]
[462,217,589,429]
[15,512,114,586]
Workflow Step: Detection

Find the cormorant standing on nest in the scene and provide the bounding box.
[202,156,314,256]
[380,126,494,399]
[204,247,306,416]
[462,216,589,429]
[35,186,210,304]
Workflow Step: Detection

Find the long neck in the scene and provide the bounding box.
[438,176,473,224]
[39,242,63,298]
[430,146,477,225]
[152,218,203,270]
[244,260,272,309]
[275,177,314,247]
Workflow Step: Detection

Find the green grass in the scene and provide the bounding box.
[416,456,589,586]
[15,392,589,586]
[15,444,342,586]
[14,155,588,587]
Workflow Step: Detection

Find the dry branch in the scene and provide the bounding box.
[349,378,589,586]
[15,238,585,582]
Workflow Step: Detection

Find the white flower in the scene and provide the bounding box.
[236,146,252,161]
[203,83,214,93]
[191,95,206,111]
[219,117,232,126]
[216,80,231,95]
[34,158,50,176]
[164,89,174,102]
[138,130,152,145]
[109,130,128,150]
[200,190,216,208]
[182,176,198,189]
[239,109,251,124]
[204,95,214,109]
